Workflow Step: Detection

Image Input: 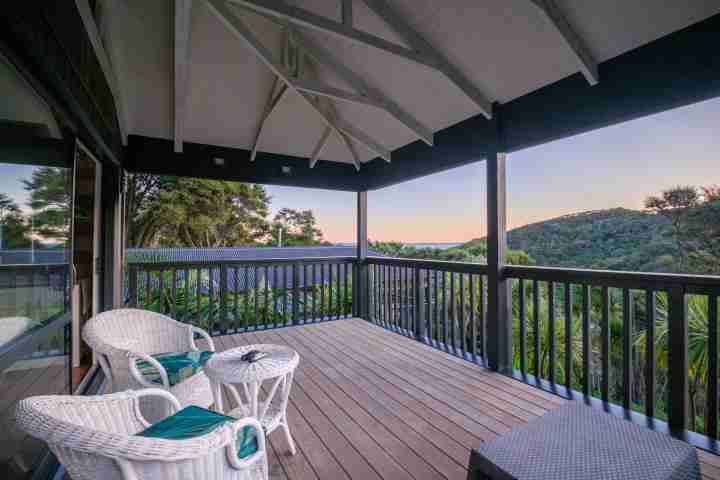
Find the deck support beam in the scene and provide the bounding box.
[356,191,369,319]
[485,108,512,373]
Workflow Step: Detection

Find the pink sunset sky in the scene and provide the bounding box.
[267,96,720,244]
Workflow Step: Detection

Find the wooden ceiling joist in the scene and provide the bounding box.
[174,0,193,152]
[206,0,391,163]
[529,0,599,85]
[230,0,493,118]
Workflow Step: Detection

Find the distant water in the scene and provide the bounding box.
[407,243,462,250]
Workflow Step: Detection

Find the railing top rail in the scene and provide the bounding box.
[0,263,69,270]
[128,256,357,270]
[366,256,489,275]
[505,264,720,293]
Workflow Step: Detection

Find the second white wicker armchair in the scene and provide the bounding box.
[83,308,216,419]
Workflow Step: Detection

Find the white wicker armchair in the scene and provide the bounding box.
[15,389,268,480]
[83,309,215,419]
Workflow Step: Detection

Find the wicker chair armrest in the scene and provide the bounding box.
[127,352,169,389]
[189,325,215,352]
[16,391,238,463]
[225,417,266,471]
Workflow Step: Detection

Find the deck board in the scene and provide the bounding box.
[218,318,720,480]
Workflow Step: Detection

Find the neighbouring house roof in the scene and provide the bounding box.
[126,245,376,264]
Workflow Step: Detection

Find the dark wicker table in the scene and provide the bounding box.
[467,402,700,480]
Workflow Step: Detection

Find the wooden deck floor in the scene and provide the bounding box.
[218,318,720,480]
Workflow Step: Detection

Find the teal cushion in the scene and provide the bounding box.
[136,351,213,386]
[137,405,259,459]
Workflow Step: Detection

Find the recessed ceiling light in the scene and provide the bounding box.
[213,157,225,166]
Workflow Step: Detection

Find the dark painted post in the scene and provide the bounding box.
[486,138,512,373]
[667,285,688,433]
[356,191,369,320]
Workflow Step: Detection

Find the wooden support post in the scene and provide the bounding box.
[486,137,512,373]
[356,191,369,319]
[668,285,688,433]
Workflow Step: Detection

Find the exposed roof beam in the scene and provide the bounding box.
[293,77,385,109]
[292,29,434,146]
[174,0,193,152]
[309,127,332,168]
[360,0,493,118]
[338,131,362,171]
[529,0,598,85]
[227,0,437,69]
[206,0,391,161]
[342,0,353,26]
[75,0,129,144]
[250,79,288,161]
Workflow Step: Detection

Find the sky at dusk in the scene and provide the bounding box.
[268,96,720,243]
[2,98,718,245]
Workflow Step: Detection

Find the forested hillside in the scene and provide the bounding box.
[504,208,677,271]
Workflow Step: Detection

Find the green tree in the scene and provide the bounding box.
[124,173,168,247]
[0,193,29,248]
[270,208,326,246]
[22,167,72,244]
[153,177,271,248]
[644,186,699,267]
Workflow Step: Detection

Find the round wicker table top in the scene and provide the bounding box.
[204,343,299,385]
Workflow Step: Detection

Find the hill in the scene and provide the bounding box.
[464,208,679,272]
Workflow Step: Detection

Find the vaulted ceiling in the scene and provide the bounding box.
[98,0,720,169]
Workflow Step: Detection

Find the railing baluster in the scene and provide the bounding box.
[401,267,407,330]
[708,294,718,438]
[344,262,349,317]
[292,263,299,325]
[479,275,486,359]
[264,266,270,327]
[433,270,439,343]
[460,273,466,357]
[254,266,259,329]
[219,265,228,334]
[128,265,137,308]
[468,273,477,362]
[321,264,326,321]
[196,268,202,322]
[312,263,318,321]
[548,281,556,385]
[533,280,540,378]
[622,288,633,410]
[582,285,591,397]
[184,268,189,321]
[145,270,151,308]
[667,286,688,432]
[209,267,216,334]
[564,283,572,389]
[233,268,239,331]
[601,286,610,403]
[519,279,526,374]
[171,269,177,319]
[450,272,456,351]
[338,263,343,319]
[442,271,448,346]
[303,264,309,323]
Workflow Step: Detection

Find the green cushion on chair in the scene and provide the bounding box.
[136,351,213,386]
[137,405,259,459]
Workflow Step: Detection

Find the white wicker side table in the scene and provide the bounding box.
[205,344,300,455]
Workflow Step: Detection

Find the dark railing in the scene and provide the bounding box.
[365,256,720,449]
[366,257,488,361]
[505,265,720,440]
[125,254,720,448]
[127,257,355,335]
